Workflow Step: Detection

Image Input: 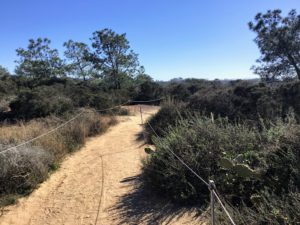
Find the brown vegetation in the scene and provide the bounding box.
[0,109,117,206]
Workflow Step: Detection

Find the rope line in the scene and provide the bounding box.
[94,100,130,112]
[129,98,165,103]
[94,155,104,225]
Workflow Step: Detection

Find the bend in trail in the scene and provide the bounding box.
[0,105,205,225]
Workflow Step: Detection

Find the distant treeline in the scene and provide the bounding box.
[1,70,300,124]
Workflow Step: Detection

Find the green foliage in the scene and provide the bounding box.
[163,78,214,101]
[219,158,234,169]
[249,9,300,80]
[232,193,300,225]
[0,65,10,78]
[63,40,97,80]
[188,81,300,122]
[89,28,140,89]
[133,79,163,102]
[9,88,74,119]
[135,72,152,85]
[15,38,66,78]
[142,111,300,223]
[220,156,262,178]
[0,75,140,121]
[143,114,264,203]
[0,28,153,121]
[10,28,146,91]
[144,99,188,143]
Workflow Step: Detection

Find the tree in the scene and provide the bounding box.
[15,38,65,79]
[63,40,97,81]
[89,28,140,89]
[134,66,152,84]
[0,65,10,78]
[249,9,300,81]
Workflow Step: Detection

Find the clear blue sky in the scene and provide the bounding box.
[0,0,299,80]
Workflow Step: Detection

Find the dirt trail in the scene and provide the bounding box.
[0,105,204,225]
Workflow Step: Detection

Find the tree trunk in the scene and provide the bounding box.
[295,65,300,80]
[287,53,300,80]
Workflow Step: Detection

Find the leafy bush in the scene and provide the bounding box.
[10,88,74,120]
[89,94,112,110]
[144,99,188,143]
[133,80,163,102]
[188,81,300,123]
[0,76,132,121]
[143,114,264,204]
[142,112,300,224]
[231,193,300,225]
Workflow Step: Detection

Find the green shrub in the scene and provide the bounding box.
[134,80,163,102]
[188,81,300,123]
[144,99,189,143]
[230,193,300,225]
[142,112,300,223]
[89,94,111,110]
[10,89,74,120]
[143,115,264,204]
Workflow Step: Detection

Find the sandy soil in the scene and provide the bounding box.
[0,105,206,225]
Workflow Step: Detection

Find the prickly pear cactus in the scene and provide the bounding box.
[219,157,261,179]
[234,154,244,163]
[219,158,234,169]
[234,164,256,178]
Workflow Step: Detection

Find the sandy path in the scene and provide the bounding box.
[0,105,204,225]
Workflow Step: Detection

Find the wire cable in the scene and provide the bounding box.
[213,189,236,225]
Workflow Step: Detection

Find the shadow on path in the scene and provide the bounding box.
[108,176,207,225]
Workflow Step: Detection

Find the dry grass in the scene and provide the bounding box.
[0,109,116,157]
[0,108,117,206]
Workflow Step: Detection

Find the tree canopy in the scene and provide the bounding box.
[89,28,140,89]
[13,29,144,89]
[15,38,65,79]
[0,66,10,78]
[249,9,300,81]
[63,40,96,81]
